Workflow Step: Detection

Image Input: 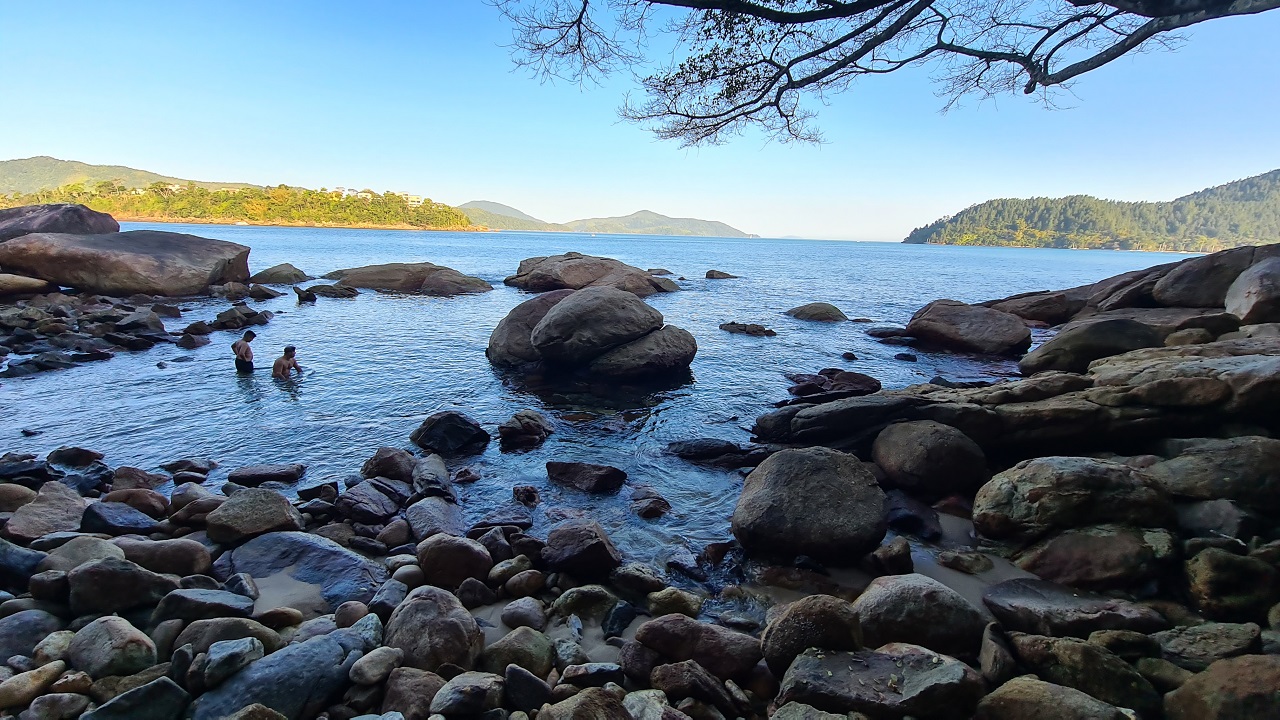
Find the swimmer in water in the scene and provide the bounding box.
[231,331,256,373]
[272,345,303,380]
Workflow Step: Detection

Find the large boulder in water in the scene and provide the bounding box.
[530,286,665,364]
[731,447,887,561]
[586,325,697,379]
[786,302,848,322]
[0,203,118,242]
[212,531,387,616]
[1019,318,1165,375]
[323,261,492,296]
[249,262,313,284]
[1225,256,1280,325]
[487,289,575,367]
[904,300,1031,356]
[0,230,249,296]
[504,251,677,297]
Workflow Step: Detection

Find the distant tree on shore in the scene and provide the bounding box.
[494,0,1280,145]
[0,183,475,230]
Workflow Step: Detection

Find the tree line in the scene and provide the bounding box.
[0,182,474,230]
[904,170,1280,252]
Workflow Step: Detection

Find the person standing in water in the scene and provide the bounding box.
[231,331,256,373]
[272,345,303,380]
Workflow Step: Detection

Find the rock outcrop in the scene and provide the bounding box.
[903,300,1031,356]
[249,262,313,284]
[323,262,492,296]
[504,252,678,297]
[0,204,119,242]
[0,230,250,296]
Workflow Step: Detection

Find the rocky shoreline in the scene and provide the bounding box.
[1,204,1278,718]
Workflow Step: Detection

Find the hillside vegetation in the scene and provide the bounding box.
[0,156,252,194]
[904,169,1280,251]
[564,210,749,237]
[1,182,473,230]
[459,201,567,231]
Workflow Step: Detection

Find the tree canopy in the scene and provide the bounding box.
[903,168,1280,251]
[495,0,1280,145]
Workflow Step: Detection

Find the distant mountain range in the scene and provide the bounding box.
[905,169,1280,252]
[0,157,751,238]
[458,201,751,237]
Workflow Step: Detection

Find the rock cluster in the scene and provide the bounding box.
[488,286,697,380]
[504,252,679,297]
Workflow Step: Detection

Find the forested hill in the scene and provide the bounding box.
[564,210,749,238]
[904,169,1280,252]
[0,156,252,194]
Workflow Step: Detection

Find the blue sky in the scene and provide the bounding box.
[1,1,1278,240]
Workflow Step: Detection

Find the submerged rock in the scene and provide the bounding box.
[409,410,490,456]
[249,262,313,284]
[786,302,848,322]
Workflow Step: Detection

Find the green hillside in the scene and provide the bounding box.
[459,200,551,224]
[564,210,749,237]
[0,156,254,194]
[904,169,1280,252]
[458,202,567,231]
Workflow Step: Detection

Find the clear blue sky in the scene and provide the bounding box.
[1,1,1277,240]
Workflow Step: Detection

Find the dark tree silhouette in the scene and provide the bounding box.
[493,0,1280,144]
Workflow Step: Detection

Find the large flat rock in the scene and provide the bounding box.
[0,230,249,296]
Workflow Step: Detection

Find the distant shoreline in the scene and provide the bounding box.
[114,215,481,233]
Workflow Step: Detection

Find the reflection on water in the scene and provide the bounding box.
[0,224,1189,564]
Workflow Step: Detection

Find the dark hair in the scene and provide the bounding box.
[243,331,256,339]
[284,345,296,355]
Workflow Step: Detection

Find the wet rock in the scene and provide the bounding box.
[153,588,254,623]
[647,587,702,618]
[502,597,547,631]
[587,325,698,379]
[415,534,492,590]
[973,456,1173,542]
[188,634,357,720]
[731,447,887,562]
[69,557,179,615]
[203,636,264,688]
[487,289,576,367]
[336,481,401,524]
[205,488,304,543]
[480,626,554,677]
[1008,632,1160,717]
[1014,524,1177,591]
[972,675,1127,720]
[777,645,984,719]
[905,300,1031,356]
[101,488,168,518]
[761,594,862,676]
[114,537,211,577]
[227,464,305,486]
[547,461,626,493]
[649,660,734,715]
[786,303,848,322]
[68,616,157,679]
[173,618,285,656]
[324,261,491,295]
[0,661,67,711]
[0,610,65,660]
[306,283,358,298]
[498,410,555,450]
[705,270,736,279]
[634,614,761,681]
[409,411,490,457]
[360,447,417,483]
[851,573,987,657]
[351,646,403,686]
[428,670,504,713]
[80,501,159,535]
[1185,548,1280,621]
[405,496,464,541]
[719,322,775,337]
[542,520,622,579]
[381,667,446,720]
[1144,436,1280,510]
[3,481,86,542]
[249,263,313,284]
[1152,622,1261,671]
[0,538,48,588]
[873,536,914,574]
[212,531,387,616]
[506,252,677,297]
[385,586,483,672]
[504,663,552,712]
[982,578,1168,637]
[1164,654,1280,720]
[872,420,987,500]
[529,286,665,366]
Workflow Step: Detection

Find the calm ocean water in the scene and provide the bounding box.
[2,224,1188,562]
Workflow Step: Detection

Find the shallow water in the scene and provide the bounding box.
[1,224,1188,566]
